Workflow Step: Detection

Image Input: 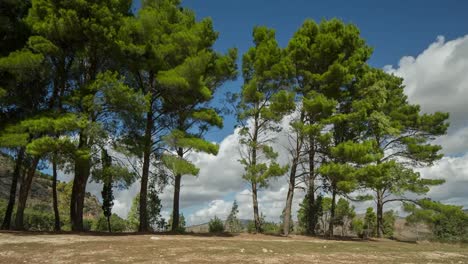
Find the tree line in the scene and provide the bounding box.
[1,0,462,240]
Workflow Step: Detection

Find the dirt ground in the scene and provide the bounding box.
[0,232,467,264]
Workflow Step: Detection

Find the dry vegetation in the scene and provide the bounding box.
[0,232,467,264]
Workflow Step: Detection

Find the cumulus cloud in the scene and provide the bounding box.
[385,35,468,155]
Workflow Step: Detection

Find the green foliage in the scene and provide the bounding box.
[236,25,293,191]
[127,191,165,232]
[22,208,55,231]
[208,216,225,233]
[161,154,200,176]
[298,194,324,234]
[364,207,377,237]
[93,214,127,232]
[166,213,186,233]
[352,67,449,236]
[126,195,140,231]
[351,218,365,238]
[334,198,356,235]
[404,200,468,242]
[225,200,242,233]
[382,210,396,237]
[262,221,281,235]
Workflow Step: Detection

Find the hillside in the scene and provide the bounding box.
[0,154,102,225]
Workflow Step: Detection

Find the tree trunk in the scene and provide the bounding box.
[171,174,181,231]
[107,216,112,233]
[251,182,262,233]
[306,138,316,235]
[171,147,184,232]
[52,159,61,231]
[15,156,40,230]
[328,188,337,237]
[2,148,25,230]
[139,109,153,232]
[71,134,91,232]
[376,194,384,238]
[283,158,298,236]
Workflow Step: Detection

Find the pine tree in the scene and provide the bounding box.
[285,19,372,235]
[160,36,237,231]
[354,68,449,237]
[115,0,236,232]
[234,26,294,233]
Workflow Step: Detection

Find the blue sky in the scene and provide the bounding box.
[133,0,468,142]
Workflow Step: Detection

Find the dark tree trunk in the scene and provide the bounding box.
[306,138,316,235]
[172,147,184,232]
[171,174,181,231]
[71,134,91,232]
[283,158,298,236]
[107,216,112,233]
[328,188,337,237]
[139,109,154,232]
[15,156,40,230]
[52,159,61,231]
[252,182,261,233]
[2,148,25,230]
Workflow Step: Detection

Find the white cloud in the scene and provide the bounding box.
[385,35,468,155]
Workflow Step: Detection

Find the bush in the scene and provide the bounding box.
[351,218,364,238]
[93,214,127,232]
[23,209,55,231]
[382,211,396,237]
[262,222,280,235]
[208,216,224,233]
[247,220,256,233]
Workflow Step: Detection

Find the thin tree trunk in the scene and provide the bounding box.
[252,182,261,233]
[306,138,316,235]
[15,156,40,230]
[2,148,25,230]
[171,147,184,232]
[71,134,91,232]
[107,216,111,233]
[52,159,61,231]
[139,109,153,232]
[283,158,298,236]
[328,188,337,237]
[172,174,181,231]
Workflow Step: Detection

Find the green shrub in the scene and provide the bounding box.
[23,209,55,231]
[382,211,396,237]
[208,216,224,233]
[351,218,364,238]
[262,222,280,235]
[92,214,127,232]
[247,220,256,233]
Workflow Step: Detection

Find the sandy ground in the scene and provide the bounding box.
[0,232,467,263]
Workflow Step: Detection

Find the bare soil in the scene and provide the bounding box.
[0,232,467,263]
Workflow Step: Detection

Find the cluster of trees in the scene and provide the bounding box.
[230,19,449,237]
[0,0,235,232]
[0,0,456,239]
